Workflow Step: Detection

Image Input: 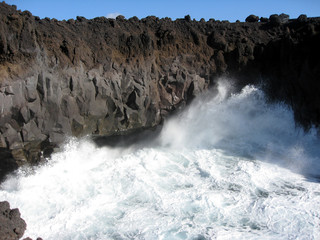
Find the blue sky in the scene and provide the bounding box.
[4,0,320,22]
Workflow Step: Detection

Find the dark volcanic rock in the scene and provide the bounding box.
[269,13,290,26]
[269,14,281,26]
[260,17,269,23]
[0,1,319,179]
[0,201,26,240]
[279,13,290,23]
[297,14,307,22]
[252,20,320,128]
[245,15,259,22]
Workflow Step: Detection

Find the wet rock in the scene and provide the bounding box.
[2,123,23,150]
[0,201,27,240]
[0,134,7,148]
[22,120,47,142]
[20,106,30,123]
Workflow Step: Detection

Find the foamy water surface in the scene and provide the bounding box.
[1,81,320,240]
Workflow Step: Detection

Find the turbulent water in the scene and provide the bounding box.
[1,80,320,240]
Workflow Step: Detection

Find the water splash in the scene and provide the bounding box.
[1,80,320,240]
[160,81,320,178]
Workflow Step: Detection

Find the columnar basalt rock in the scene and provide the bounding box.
[0,2,319,181]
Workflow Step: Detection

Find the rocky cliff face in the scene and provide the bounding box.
[0,2,319,181]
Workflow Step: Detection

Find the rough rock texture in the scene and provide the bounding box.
[0,2,319,181]
[0,201,26,240]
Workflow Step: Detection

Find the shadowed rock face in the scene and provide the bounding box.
[0,2,319,180]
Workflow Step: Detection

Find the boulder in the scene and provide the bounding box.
[76,16,87,22]
[245,15,259,23]
[269,13,289,26]
[297,14,307,22]
[269,14,281,26]
[0,201,26,240]
[184,15,191,22]
[279,13,289,23]
[116,15,125,21]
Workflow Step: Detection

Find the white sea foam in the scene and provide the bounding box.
[1,80,320,240]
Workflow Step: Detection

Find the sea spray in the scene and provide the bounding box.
[1,81,320,240]
[160,81,320,177]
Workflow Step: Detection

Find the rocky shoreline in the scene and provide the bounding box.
[0,2,320,238]
[1,2,319,180]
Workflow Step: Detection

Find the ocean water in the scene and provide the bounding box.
[1,80,320,240]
